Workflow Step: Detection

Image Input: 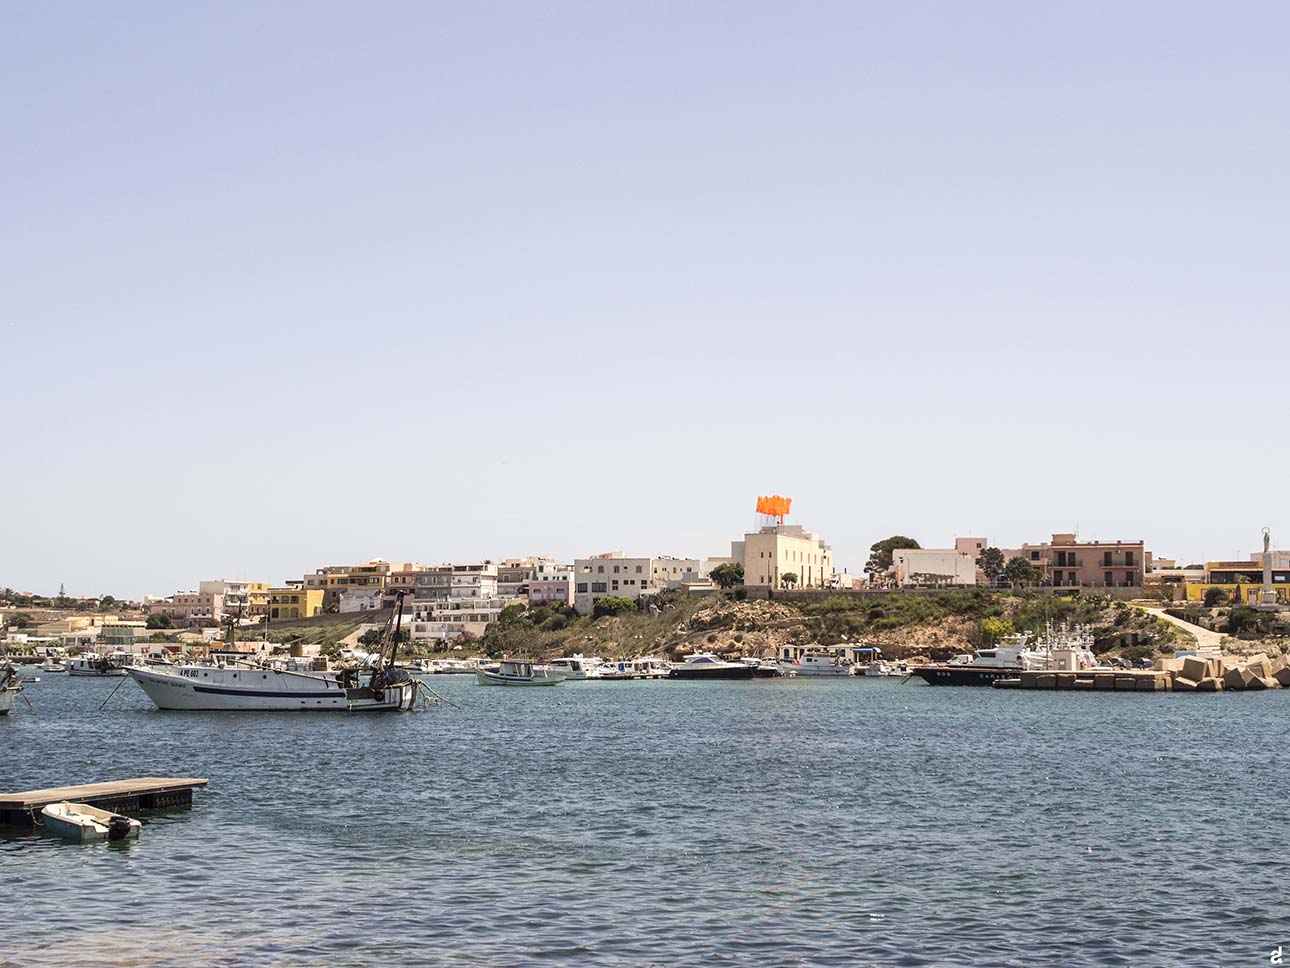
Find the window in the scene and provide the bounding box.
[1030,551,1040,560]
[1105,572,1114,586]
[1103,551,1113,566]
[1125,551,1135,566]
[576,583,588,593]
[636,565,643,573]
[592,582,607,593]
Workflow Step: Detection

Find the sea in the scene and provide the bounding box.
[1,672,1286,967]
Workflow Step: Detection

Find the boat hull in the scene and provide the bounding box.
[913,665,1025,686]
[0,689,14,715]
[668,666,756,680]
[41,802,141,843]
[475,670,562,686]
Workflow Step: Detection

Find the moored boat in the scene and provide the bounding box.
[548,655,603,680]
[667,652,755,680]
[780,651,855,677]
[475,659,564,686]
[126,596,422,711]
[913,625,1102,686]
[68,652,134,677]
[41,801,141,843]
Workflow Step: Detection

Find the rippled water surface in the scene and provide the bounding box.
[2,673,1287,967]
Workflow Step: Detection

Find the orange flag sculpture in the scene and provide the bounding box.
[756,495,792,522]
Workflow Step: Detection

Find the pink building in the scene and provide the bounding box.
[528,563,574,607]
[148,592,224,622]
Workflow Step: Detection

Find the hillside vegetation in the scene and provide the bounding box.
[478,590,1192,663]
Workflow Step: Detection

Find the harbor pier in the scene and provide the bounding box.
[0,777,208,827]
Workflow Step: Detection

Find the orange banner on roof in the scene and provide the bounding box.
[756,495,792,519]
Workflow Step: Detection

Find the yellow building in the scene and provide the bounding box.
[1184,583,1284,605]
[268,587,325,620]
[735,525,833,589]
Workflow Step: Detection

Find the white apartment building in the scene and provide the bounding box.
[408,595,524,641]
[413,563,499,603]
[573,553,702,614]
[892,548,977,587]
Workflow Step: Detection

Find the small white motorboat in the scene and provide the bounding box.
[475,659,564,686]
[41,801,142,843]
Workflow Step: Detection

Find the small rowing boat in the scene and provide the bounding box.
[41,801,142,843]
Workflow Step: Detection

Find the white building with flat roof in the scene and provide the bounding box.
[573,553,702,614]
[408,595,524,641]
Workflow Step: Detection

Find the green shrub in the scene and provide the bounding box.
[591,596,638,620]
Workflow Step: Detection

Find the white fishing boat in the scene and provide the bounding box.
[41,801,141,843]
[475,659,564,686]
[780,651,856,677]
[126,596,422,712]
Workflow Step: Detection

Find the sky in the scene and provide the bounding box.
[3,2,1289,599]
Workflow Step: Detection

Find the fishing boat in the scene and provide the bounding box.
[780,651,855,677]
[667,652,755,680]
[68,652,134,677]
[126,596,422,712]
[41,801,141,843]
[0,665,20,716]
[475,659,564,686]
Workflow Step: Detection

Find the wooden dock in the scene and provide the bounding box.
[0,777,208,826]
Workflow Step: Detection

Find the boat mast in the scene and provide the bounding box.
[384,591,405,670]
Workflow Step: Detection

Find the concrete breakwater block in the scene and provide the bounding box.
[1073,678,1095,689]
[1223,668,1250,690]
[1196,678,1222,691]
[1035,674,1056,689]
[1095,675,1117,691]
[1182,658,1210,682]
[993,678,1021,689]
[1274,667,1290,687]
[1174,677,1199,691]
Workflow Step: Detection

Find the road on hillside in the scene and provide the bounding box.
[1142,606,1224,650]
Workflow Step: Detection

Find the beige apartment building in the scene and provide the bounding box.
[734,525,832,589]
[303,560,394,609]
[1015,533,1146,589]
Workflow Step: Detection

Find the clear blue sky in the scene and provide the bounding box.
[4,2,1288,598]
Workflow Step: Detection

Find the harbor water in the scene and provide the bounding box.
[2,673,1286,967]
